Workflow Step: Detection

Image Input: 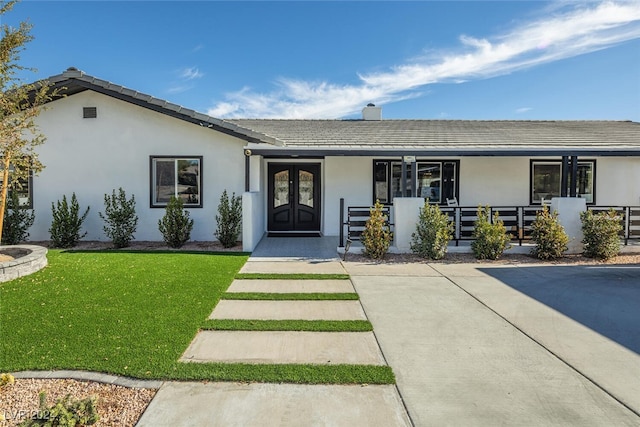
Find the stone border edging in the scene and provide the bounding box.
[11,370,164,389]
[0,245,48,282]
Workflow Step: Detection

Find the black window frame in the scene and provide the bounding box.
[150,156,203,208]
[530,159,596,205]
[372,159,460,205]
[0,168,33,209]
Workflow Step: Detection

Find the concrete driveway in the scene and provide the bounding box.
[346,260,640,426]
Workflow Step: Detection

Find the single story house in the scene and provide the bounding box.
[16,68,640,250]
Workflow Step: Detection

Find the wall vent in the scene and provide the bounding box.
[83,107,97,119]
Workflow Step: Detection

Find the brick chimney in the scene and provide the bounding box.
[362,103,382,121]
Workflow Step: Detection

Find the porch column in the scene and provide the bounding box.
[561,156,569,197]
[410,160,417,197]
[401,160,407,196]
[570,155,578,197]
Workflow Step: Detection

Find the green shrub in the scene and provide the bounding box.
[471,206,511,260]
[410,201,453,260]
[19,391,99,426]
[99,188,138,248]
[361,200,392,260]
[215,190,242,248]
[530,207,569,260]
[0,373,14,387]
[1,191,35,245]
[158,196,194,248]
[580,209,622,260]
[49,193,90,248]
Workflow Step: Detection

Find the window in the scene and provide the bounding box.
[531,160,595,204]
[0,168,32,208]
[150,156,202,207]
[373,160,458,204]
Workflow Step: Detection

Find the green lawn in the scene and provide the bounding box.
[0,251,394,384]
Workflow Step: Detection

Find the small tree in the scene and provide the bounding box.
[49,193,89,248]
[580,209,622,260]
[214,190,242,248]
[1,189,34,244]
[530,207,569,260]
[158,196,193,248]
[411,201,453,260]
[99,188,138,248]
[0,1,55,244]
[471,206,511,260]
[361,199,392,260]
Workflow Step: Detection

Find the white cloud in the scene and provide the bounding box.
[180,67,204,80]
[516,107,533,114]
[208,1,640,119]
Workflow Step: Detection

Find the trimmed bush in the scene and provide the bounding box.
[580,209,622,260]
[99,188,138,248]
[158,196,194,248]
[19,391,99,426]
[361,200,393,260]
[49,193,90,248]
[411,201,453,260]
[1,190,35,245]
[530,207,569,260]
[215,190,242,248]
[471,206,511,260]
[0,373,14,388]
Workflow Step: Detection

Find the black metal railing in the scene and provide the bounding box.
[339,200,640,247]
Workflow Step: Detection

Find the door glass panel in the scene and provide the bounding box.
[298,170,314,208]
[274,170,289,208]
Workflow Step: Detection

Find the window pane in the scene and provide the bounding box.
[374,161,388,203]
[573,162,594,203]
[417,163,441,203]
[391,162,411,200]
[532,163,561,203]
[154,159,175,204]
[177,159,200,205]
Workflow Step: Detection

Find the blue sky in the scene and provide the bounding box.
[5,1,640,120]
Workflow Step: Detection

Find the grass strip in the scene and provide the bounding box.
[222,292,358,301]
[235,273,350,280]
[148,363,395,385]
[201,319,373,332]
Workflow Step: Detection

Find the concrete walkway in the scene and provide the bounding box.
[138,237,411,426]
[345,259,640,426]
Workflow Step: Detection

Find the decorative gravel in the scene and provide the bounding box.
[0,378,156,426]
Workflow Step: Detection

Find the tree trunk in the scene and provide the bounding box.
[0,155,12,244]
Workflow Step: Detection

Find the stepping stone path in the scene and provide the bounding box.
[181,267,387,366]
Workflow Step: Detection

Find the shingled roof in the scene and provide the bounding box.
[44,68,276,145]
[43,68,640,157]
[228,119,640,157]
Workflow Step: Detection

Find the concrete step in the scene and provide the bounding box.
[136,382,411,427]
[227,279,355,294]
[209,300,367,321]
[180,330,386,365]
[239,260,346,275]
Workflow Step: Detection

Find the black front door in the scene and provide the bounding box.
[268,163,321,232]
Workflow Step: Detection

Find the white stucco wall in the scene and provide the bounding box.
[31,91,246,242]
[595,157,640,206]
[323,157,372,236]
[459,157,531,206]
